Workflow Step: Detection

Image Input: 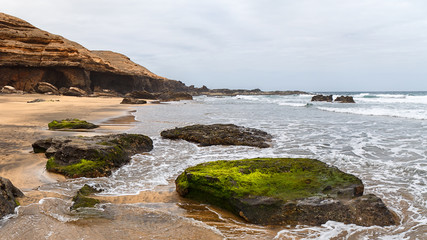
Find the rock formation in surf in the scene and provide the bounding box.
[0,176,24,218]
[32,133,153,178]
[176,158,398,227]
[161,124,272,148]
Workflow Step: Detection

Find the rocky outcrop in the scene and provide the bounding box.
[120,98,147,104]
[0,85,18,93]
[35,82,59,94]
[0,13,189,94]
[63,87,87,96]
[125,90,156,100]
[161,124,272,148]
[176,158,398,226]
[311,95,333,102]
[0,176,24,218]
[154,91,193,102]
[32,133,153,178]
[335,96,355,103]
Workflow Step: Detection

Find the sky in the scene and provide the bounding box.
[2,0,427,91]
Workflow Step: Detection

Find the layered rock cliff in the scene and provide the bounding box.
[0,13,187,94]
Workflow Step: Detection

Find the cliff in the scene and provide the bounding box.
[0,12,187,94]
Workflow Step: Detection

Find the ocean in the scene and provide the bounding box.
[2,91,426,239]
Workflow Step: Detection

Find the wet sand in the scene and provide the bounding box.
[0,94,137,191]
[0,94,278,239]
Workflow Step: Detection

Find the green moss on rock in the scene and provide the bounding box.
[46,157,110,178]
[48,118,98,130]
[71,184,101,210]
[177,158,362,201]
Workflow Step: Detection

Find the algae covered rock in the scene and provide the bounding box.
[161,124,272,148]
[176,158,398,226]
[0,177,24,218]
[71,184,101,210]
[48,118,99,130]
[32,133,153,178]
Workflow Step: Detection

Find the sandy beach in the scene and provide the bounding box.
[0,94,135,192]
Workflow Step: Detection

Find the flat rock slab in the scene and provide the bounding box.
[32,134,153,178]
[176,158,398,226]
[161,124,272,148]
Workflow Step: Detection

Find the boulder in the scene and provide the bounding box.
[0,85,17,94]
[125,90,156,99]
[335,96,355,103]
[48,118,99,130]
[154,91,193,102]
[0,177,24,218]
[63,87,87,96]
[161,124,272,148]
[120,98,147,104]
[35,82,59,94]
[32,133,153,178]
[176,158,398,226]
[311,95,333,102]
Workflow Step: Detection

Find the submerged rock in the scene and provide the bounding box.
[48,118,98,130]
[0,177,24,218]
[335,95,355,103]
[71,184,101,210]
[32,133,153,178]
[161,124,272,148]
[311,95,333,102]
[176,158,398,226]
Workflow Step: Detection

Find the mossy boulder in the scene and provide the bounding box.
[161,124,272,148]
[32,134,153,178]
[48,118,98,130]
[0,177,24,218]
[71,184,101,210]
[176,158,398,226]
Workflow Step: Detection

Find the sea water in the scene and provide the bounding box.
[2,92,426,239]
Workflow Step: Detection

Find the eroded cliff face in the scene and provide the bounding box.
[0,13,187,94]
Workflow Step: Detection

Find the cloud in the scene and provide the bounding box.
[2,0,427,90]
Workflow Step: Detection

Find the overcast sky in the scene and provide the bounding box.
[2,0,427,91]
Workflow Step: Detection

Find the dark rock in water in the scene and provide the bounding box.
[335,96,355,103]
[71,184,101,210]
[120,97,147,104]
[125,90,156,100]
[63,87,87,96]
[48,118,99,130]
[175,158,398,226]
[0,177,24,218]
[154,91,193,102]
[32,133,153,178]
[161,124,272,148]
[311,95,333,102]
[35,82,59,95]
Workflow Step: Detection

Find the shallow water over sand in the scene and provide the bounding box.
[2,93,426,239]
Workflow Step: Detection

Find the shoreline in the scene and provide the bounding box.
[0,94,137,192]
